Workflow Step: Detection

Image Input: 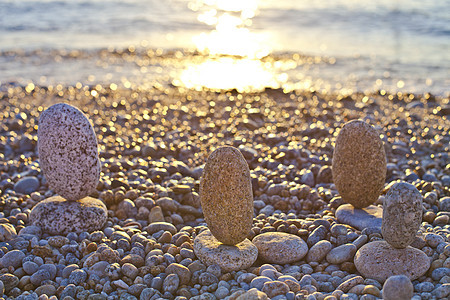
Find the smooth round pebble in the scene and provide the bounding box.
[382,275,413,300]
[326,243,357,264]
[262,280,289,298]
[0,224,17,242]
[0,250,25,269]
[354,241,430,282]
[13,176,40,195]
[306,240,333,262]
[163,274,179,294]
[193,229,258,272]
[165,263,191,286]
[252,232,308,264]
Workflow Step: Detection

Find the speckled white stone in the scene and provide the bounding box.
[38,103,100,201]
[29,196,107,235]
[382,182,423,248]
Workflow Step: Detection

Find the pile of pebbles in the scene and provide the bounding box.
[0,84,448,300]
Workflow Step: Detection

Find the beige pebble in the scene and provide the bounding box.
[193,229,258,272]
[354,241,430,282]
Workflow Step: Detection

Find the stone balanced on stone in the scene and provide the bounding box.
[354,181,430,282]
[193,146,258,272]
[333,120,387,230]
[29,103,107,235]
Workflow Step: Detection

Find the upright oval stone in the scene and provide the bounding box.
[332,120,386,208]
[382,182,422,248]
[38,103,101,201]
[200,146,253,245]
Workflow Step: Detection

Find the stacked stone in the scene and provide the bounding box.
[332,120,387,230]
[193,146,258,272]
[354,182,430,282]
[29,103,107,235]
[194,146,309,272]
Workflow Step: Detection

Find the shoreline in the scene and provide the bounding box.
[0,85,449,299]
[1,47,449,97]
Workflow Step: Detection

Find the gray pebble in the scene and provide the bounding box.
[68,269,87,285]
[250,276,272,290]
[433,283,450,299]
[163,274,179,294]
[425,233,445,248]
[206,264,222,278]
[330,224,348,237]
[439,197,450,212]
[30,269,51,285]
[14,176,40,195]
[214,286,229,299]
[199,272,218,286]
[431,268,450,281]
[39,263,57,279]
[306,240,333,263]
[416,281,434,292]
[1,250,25,268]
[326,243,357,264]
[62,264,79,278]
[307,225,328,247]
[382,275,413,300]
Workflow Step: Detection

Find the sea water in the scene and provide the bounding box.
[0,0,448,95]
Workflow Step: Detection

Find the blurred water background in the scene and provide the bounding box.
[0,0,448,95]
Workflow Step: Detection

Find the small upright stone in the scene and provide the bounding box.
[332,120,386,208]
[200,146,253,245]
[382,182,422,248]
[38,103,101,201]
[382,275,413,300]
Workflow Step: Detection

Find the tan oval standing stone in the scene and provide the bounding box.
[200,146,253,245]
[193,229,258,272]
[382,182,423,248]
[354,241,430,282]
[38,103,101,201]
[332,120,386,208]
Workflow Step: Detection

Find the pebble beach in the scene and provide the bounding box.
[0,82,449,300]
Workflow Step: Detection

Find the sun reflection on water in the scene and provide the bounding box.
[177,0,285,92]
[176,57,284,92]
